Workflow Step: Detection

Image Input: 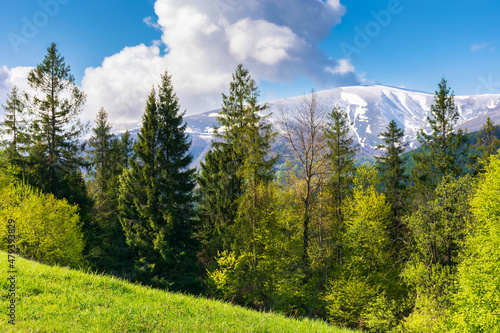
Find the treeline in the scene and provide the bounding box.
[1,43,500,332]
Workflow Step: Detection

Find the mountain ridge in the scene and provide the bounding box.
[122,85,500,168]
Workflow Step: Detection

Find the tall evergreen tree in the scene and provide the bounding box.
[26,43,89,207]
[1,85,28,170]
[228,69,276,258]
[87,108,114,195]
[411,77,467,200]
[118,71,199,292]
[119,129,134,170]
[196,148,238,268]
[200,66,277,307]
[469,116,499,173]
[373,119,411,304]
[197,64,275,268]
[324,105,358,264]
[85,108,131,273]
[215,64,275,188]
[375,120,408,235]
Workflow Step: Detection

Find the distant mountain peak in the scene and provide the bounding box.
[178,85,500,167]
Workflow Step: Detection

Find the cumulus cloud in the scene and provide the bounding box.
[2,1,360,127]
[80,0,360,127]
[81,44,167,126]
[226,19,302,66]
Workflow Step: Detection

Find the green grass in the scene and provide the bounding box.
[0,252,354,332]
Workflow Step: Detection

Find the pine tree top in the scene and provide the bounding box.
[28,43,75,94]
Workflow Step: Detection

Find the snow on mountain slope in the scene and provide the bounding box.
[178,85,500,167]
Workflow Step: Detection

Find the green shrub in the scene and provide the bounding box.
[0,172,84,267]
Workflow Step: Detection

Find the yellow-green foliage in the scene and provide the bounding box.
[325,276,378,328]
[400,262,453,333]
[325,164,394,330]
[208,250,243,299]
[344,164,391,276]
[208,183,306,312]
[345,186,391,273]
[448,152,500,332]
[0,172,83,267]
[401,175,476,332]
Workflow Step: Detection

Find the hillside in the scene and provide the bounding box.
[0,252,353,332]
[180,85,500,167]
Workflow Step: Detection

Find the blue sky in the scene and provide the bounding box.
[1,0,499,127]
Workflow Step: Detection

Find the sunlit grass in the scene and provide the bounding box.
[0,252,354,332]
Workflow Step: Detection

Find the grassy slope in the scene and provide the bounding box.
[0,252,353,332]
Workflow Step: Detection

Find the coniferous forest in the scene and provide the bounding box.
[2,43,500,332]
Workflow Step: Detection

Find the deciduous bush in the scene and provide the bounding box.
[0,172,84,267]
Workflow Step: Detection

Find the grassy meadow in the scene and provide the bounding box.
[0,251,354,332]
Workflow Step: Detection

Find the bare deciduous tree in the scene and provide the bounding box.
[277,92,329,269]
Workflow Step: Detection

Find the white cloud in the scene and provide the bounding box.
[3,1,359,128]
[80,0,358,127]
[0,66,34,113]
[226,18,303,65]
[81,44,167,125]
[326,0,344,11]
[326,59,355,75]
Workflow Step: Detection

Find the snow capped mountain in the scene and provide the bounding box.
[180,85,500,167]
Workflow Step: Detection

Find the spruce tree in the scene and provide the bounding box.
[118,71,199,292]
[26,43,88,207]
[119,129,134,170]
[375,120,409,272]
[87,108,114,195]
[200,65,276,305]
[197,147,240,268]
[197,64,275,268]
[225,66,276,257]
[214,64,275,189]
[85,108,131,272]
[412,77,467,200]
[1,85,28,171]
[324,105,358,255]
[375,120,408,218]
